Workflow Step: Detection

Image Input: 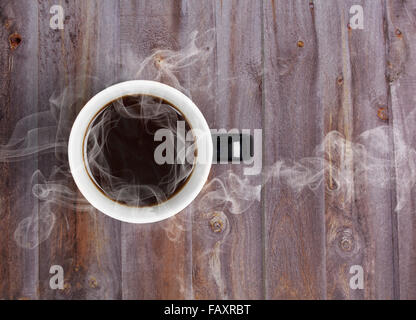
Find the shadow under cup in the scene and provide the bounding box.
[83,94,196,208]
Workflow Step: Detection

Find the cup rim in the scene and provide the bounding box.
[68,80,213,223]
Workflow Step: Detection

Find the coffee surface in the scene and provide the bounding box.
[86,95,194,207]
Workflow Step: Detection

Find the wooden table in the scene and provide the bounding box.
[1,0,415,300]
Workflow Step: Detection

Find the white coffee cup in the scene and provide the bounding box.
[68,80,213,224]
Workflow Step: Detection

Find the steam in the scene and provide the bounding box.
[198,171,261,215]
[1,30,215,248]
[132,30,216,99]
[85,94,194,207]
[197,123,416,220]
[1,82,92,249]
[1,28,415,251]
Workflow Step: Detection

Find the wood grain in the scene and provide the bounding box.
[0,0,39,300]
[36,0,122,299]
[263,0,326,299]
[119,0,192,299]
[313,0,396,299]
[386,0,416,300]
[190,0,263,299]
[1,0,416,300]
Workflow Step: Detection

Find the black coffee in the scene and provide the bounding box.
[85,94,195,207]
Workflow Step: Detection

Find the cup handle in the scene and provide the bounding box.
[211,133,253,163]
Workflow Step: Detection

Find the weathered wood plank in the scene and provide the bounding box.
[190,0,264,299]
[2,0,415,301]
[263,0,326,299]
[314,0,396,299]
[36,0,78,300]
[386,0,416,300]
[119,0,192,299]
[0,0,39,299]
[37,0,122,299]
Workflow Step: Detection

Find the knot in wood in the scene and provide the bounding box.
[377,107,389,121]
[395,29,402,37]
[9,32,22,50]
[337,228,355,253]
[327,177,339,192]
[154,54,164,68]
[88,276,98,289]
[210,213,225,233]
